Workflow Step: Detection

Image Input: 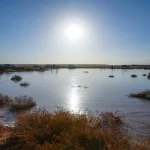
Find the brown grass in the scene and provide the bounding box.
[0,124,12,145]
[0,110,149,150]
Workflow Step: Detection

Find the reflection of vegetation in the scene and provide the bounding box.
[20,82,29,87]
[129,90,150,100]
[83,71,89,73]
[0,94,36,111]
[11,75,22,82]
[1,110,149,150]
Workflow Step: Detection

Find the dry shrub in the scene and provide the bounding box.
[0,93,13,107]
[0,124,12,145]
[0,94,36,111]
[1,110,148,150]
[11,95,36,111]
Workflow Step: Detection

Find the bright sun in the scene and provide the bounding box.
[65,24,83,41]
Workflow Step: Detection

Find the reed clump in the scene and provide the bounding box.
[1,110,149,150]
[129,90,150,100]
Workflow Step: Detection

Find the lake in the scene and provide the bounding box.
[0,69,150,139]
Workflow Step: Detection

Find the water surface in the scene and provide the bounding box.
[0,69,150,138]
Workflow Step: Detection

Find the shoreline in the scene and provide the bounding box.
[0,64,150,73]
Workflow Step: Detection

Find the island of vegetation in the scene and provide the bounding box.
[129,90,150,100]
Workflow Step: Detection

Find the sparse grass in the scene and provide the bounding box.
[0,110,149,150]
[129,90,150,100]
[20,82,29,87]
[11,75,22,82]
[0,94,36,111]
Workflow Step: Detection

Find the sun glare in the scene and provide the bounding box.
[65,24,83,41]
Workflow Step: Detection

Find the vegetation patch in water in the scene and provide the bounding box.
[11,75,22,82]
[129,90,150,100]
[20,82,29,87]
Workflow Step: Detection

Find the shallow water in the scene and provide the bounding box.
[0,69,150,138]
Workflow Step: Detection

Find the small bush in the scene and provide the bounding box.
[20,82,29,87]
[11,75,22,82]
[11,95,36,111]
[129,90,150,100]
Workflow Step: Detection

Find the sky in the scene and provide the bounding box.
[0,0,150,65]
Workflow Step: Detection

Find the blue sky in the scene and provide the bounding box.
[0,0,150,64]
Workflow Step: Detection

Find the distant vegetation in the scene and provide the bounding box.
[11,75,22,82]
[1,64,150,73]
[1,110,149,150]
[129,90,150,100]
[20,82,29,87]
[0,94,36,111]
